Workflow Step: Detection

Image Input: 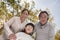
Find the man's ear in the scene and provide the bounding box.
[47,16,49,20]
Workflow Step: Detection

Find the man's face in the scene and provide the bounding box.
[21,10,28,20]
[39,13,48,25]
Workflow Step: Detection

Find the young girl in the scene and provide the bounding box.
[15,23,35,40]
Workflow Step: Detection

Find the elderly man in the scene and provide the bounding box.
[35,11,55,40]
[4,9,30,40]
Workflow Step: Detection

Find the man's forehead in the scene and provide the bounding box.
[40,13,48,16]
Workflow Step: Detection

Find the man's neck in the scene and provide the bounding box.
[39,22,47,26]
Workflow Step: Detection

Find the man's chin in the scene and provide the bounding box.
[40,23,46,26]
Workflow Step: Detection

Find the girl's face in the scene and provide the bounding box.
[25,25,33,34]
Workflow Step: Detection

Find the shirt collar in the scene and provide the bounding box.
[39,22,48,29]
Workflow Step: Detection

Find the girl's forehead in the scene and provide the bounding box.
[26,25,33,27]
[27,25,32,26]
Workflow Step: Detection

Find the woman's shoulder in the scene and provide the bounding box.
[11,16,20,21]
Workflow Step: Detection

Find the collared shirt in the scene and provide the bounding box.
[35,22,55,40]
[4,16,29,38]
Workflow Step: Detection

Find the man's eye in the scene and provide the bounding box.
[25,13,28,15]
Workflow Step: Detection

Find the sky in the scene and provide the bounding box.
[33,0,60,33]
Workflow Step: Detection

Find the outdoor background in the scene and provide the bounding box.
[0,0,60,40]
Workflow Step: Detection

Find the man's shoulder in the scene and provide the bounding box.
[47,22,54,28]
[35,22,40,26]
[47,22,52,25]
[35,22,39,24]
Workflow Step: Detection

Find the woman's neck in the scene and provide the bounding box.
[20,17,25,23]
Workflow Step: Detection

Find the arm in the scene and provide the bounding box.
[49,23,55,40]
[4,17,15,38]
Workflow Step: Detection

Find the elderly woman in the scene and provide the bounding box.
[4,9,29,40]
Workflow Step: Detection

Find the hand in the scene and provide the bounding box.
[10,39,16,40]
[9,34,16,40]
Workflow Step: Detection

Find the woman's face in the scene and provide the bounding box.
[21,10,29,20]
[25,25,33,34]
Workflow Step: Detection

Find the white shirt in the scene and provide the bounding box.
[16,32,34,40]
[4,16,29,38]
